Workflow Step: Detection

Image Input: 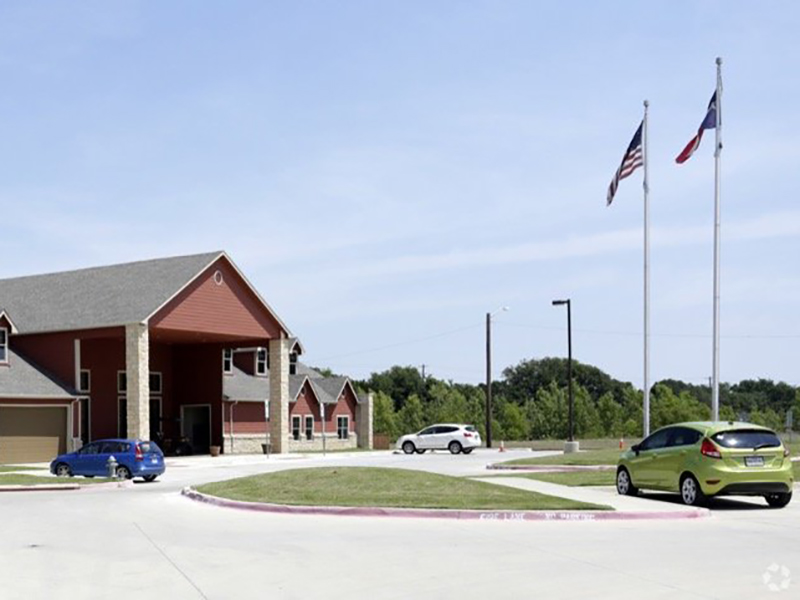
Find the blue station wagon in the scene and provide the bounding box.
[50,439,165,481]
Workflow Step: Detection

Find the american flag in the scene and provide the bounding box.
[675,91,717,164]
[607,121,643,206]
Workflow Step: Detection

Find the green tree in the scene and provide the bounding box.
[396,393,425,434]
[597,392,623,437]
[496,397,529,441]
[372,391,397,438]
[362,366,428,411]
[425,381,469,425]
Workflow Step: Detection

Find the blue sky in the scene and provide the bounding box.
[1,1,798,387]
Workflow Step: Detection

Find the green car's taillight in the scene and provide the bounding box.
[700,438,722,459]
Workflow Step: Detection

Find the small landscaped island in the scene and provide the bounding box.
[195,467,611,511]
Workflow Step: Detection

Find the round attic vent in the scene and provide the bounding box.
[213,270,224,286]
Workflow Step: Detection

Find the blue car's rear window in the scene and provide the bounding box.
[139,442,163,455]
[712,429,781,449]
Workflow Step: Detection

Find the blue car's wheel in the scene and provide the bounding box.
[55,463,72,477]
[115,465,131,480]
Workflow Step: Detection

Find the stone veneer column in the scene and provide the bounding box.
[268,337,290,453]
[125,323,150,440]
[356,392,374,449]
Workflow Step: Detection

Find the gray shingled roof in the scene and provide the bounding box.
[222,366,269,401]
[310,376,350,405]
[0,349,78,398]
[0,252,222,334]
[222,364,360,404]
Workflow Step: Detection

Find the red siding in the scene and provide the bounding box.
[223,401,267,434]
[150,259,284,340]
[233,350,257,375]
[328,384,357,432]
[12,332,77,389]
[80,337,125,439]
[290,381,323,432]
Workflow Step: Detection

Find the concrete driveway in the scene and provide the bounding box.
[2,449,797,599]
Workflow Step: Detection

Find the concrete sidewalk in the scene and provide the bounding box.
[472,476,709,515]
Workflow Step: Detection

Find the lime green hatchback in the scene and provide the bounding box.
[616,422,794,507]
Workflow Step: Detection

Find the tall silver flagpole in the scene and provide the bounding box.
[643,99,651,437]
[711,57,723,420]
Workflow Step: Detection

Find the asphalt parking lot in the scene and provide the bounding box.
[1,449,797,599]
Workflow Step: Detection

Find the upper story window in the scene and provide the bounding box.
[79,369,91,393]
[289,352,298,375]
[117,371,127,393]
[256,348,267,376]
[0,328,7,364]
[149,372,162,394]
[222,349,233,374]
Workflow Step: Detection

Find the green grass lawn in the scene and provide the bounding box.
[493,471,616,487]
[502,447,624,467]
[196,467,611,511]
[0,474,114,486]
[0,465,46,473]
[793,461,799,481]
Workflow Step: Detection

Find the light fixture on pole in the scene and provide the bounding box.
[552,299,578,453]
[485,306,509,449]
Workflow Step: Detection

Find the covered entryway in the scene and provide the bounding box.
[0,406,67,463]
[181,405,211,454]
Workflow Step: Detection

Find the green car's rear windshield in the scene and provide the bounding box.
[711,429,781,449]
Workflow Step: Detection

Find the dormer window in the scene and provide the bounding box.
[222,348,233,374]
[256,348,268,376]
[289,352,298,375]
[0,328,7,364]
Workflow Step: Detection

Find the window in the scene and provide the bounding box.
[292,415,301,441]
[337,416,349,440]
[79,369,91,393]
[79,443,100,455]
[712,429,781,449]
[667,427,702,448]
[256,348,267,376]
[418,427,437,436]
[222,349,233,374]
[639,428,671,451]
[305,416,314,441]
[289,352,298,375]
[117,371,127,393]
[0,328,7,363]
[149,372,162,394]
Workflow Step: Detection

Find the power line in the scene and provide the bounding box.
[314,322,483,362]
[498,321,800,340]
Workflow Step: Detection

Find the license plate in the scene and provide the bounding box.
[744,456,764,467]
[150,458,157,464]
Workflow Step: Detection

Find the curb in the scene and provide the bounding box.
[486,463,616,472]
[181,487,710,522]
[0,479,134,493]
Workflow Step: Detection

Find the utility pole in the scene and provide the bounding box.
[485,312,493,449]
[420,364,426,380]
[552,299,577,452]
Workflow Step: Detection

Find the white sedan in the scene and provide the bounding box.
[397,424,481,455]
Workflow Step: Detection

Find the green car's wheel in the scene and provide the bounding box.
[616,467,637,496]
[765,492,792,508]
[680,474,707,507]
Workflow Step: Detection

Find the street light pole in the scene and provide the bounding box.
[485,306,509,449]
[485,312,492,449]
[552,299,578,452]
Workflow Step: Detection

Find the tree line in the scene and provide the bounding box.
[346,358,800,441]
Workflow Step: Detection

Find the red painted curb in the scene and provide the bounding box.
[0,484,81,492]
[486,463,616,472]
[181,487,710,522]
[0,479,134,493]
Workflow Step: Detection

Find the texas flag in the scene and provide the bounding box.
[675,91,718,164]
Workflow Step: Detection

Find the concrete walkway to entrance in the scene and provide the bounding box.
[472,476,709,515]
